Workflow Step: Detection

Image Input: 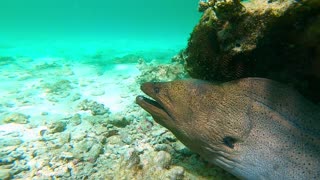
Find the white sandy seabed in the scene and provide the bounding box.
[0,44,235,179]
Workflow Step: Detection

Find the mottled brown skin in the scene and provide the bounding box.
[136,78,320,179]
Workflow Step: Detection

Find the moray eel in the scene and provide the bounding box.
[136,78,320,179]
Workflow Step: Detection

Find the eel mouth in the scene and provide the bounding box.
[136,82,174,124]
[136,95,164,110]
[136,95,170,119]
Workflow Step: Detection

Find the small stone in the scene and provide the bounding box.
[155,151,171,169]
[91,89,105,96]
[9,150,24,159]
[40,129,48,136]
[47,121,66,133]
[41,112,49,116]
[93,124,108,135]
[69,114,82,126]
[1,113,29,124]
[70,93,81,101]
[172,141,193,155]
[120,132,132,145]
[84,144,103,162]
[107,135,122,145]
[70,131,86,142]
[0,156,16,165]
[154,144,171,152]
[108,114,131,127]
[124,149,140,169]
[78,99,109,116]
[60,152,74,160]
[166,166,185,180]
[151,128,167,137]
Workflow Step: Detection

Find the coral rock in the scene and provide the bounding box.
[185,0,320,103]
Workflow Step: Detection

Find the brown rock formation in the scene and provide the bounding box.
[185,0,320,103]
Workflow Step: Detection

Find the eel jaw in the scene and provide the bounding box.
[136,95,173,126]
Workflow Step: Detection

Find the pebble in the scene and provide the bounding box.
[151,128,167,137]
[107,135,122,145]
[91,89,105,96]
[166,166,185,180]
[47,121,66,133]
[108,114,131,127]
[154,151,171,169]
[2,113,29,124]
[154,144,171,152]
[172,141,193,155]
[85,144,103,161]
[60,152,74,160]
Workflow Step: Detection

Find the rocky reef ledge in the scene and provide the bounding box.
[184,0,320,103]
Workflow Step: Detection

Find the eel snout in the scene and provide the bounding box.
[136,82,174,127]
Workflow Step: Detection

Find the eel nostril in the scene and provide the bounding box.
[154,87,160,94]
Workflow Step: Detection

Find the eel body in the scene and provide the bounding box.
[136,78,320,179]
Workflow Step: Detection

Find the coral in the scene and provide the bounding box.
[1,113,29,124]
[198,0,216,12]
[136,59,188,83]
[185,0,320,103]
[47,121,66,133]
[78,99,110,116]
[42,79,72,97]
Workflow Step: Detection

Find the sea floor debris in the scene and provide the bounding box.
[0,55,236,179]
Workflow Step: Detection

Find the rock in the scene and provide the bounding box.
[166,166,185,180]
[9,150,24,159]
[154,151,171,169]
[120,132,133,145]
[172,141,193,156]
[69,113,82,126]
[70,131,86,142]
[107,135,122,145]
[60,152,74,160]
[0,138,22,147]
[91,89,105,96]
[1,113,29,124]
[70,93,81,101]
[0,168,11,180]
[154,144,171,152]
[108,113,131,127]
[84,144,103,162]
[151,128,167,138]
[92,124,108,135]
[185,0,320,103]
[42,79,72,96]
[136,59,188,84]
[78,99,110,116]
[47,121,66,133]
[41,112,49,116]
[123,149,141,169]
[0,156,15,165]
[72,139,94,154]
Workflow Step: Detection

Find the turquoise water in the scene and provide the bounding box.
[0,0,200,58]
[0,1,223,179]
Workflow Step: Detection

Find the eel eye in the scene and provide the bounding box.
[223,136,237,149]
